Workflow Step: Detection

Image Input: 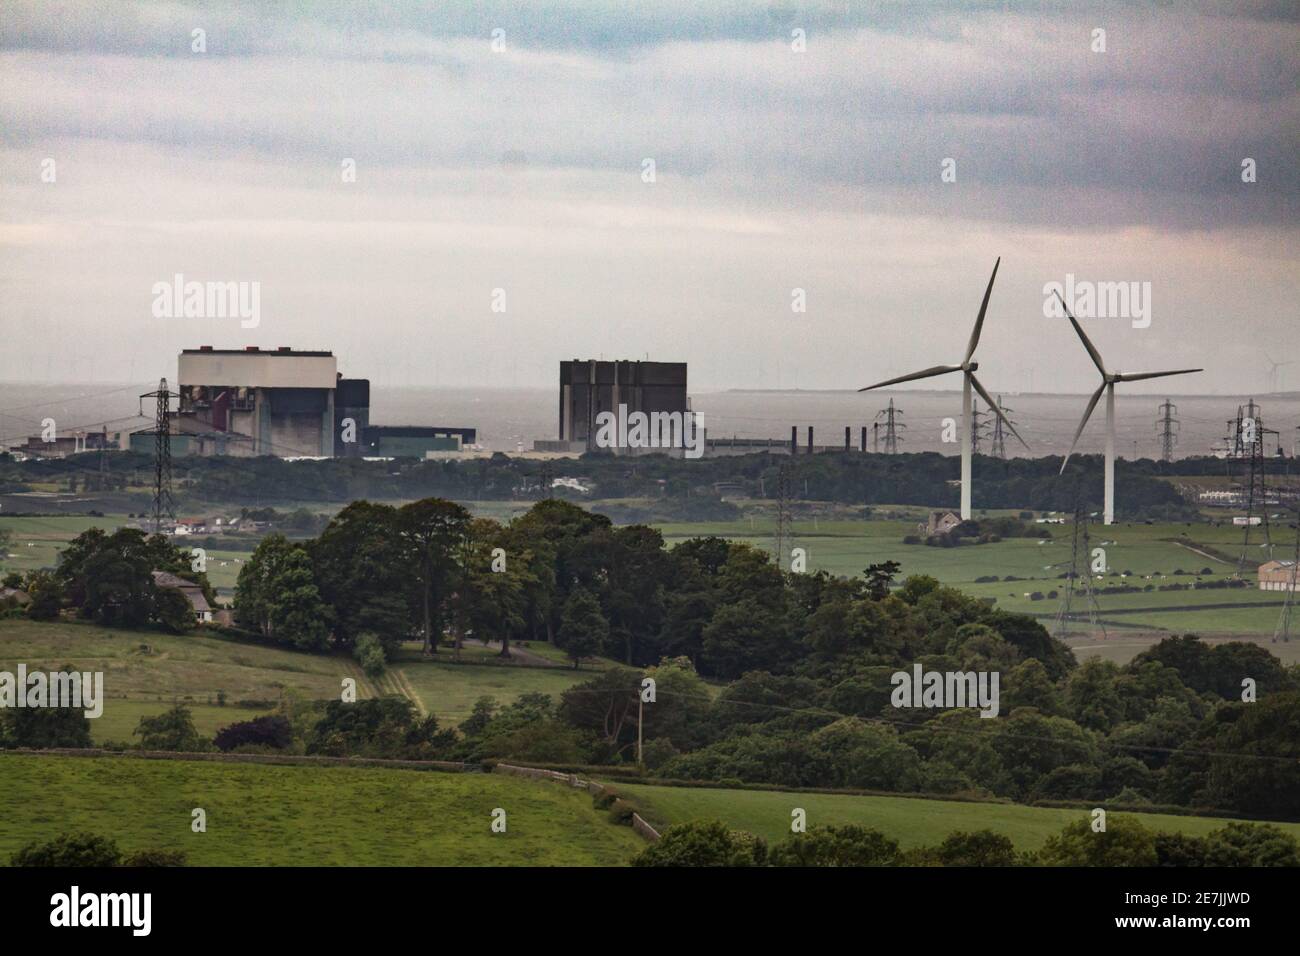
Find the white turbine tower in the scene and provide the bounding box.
[1055,290,1201,525]
[859,258,1027,520]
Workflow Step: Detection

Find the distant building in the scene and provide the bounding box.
[1258,560,1299,592]
[130,347,476,460]
[0,587,30,607]
[1198,490,1243,507]
[151,570,213,624]
[921,511,962,537]
[130,346,342,458]
[8,430,121,459]
[554,359,688,454]
[362,425,477,458]
[335,376,371,458]
[552,477,591,494]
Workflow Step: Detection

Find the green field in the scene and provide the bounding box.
[1067,632,1300,667]
[4,508,1292,655]
[658,516,1292,639]
[0,512,271,595]
[0,753,643,866]
[0,514,131,582]
[396,656,592,724]
[0,619,595,740]
[612,782,1300,851]
[0,619,354,741]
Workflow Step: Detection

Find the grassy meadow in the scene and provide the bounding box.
[0,619,597,740]
[612,782,1300,852]
[659,514,1294,642]
[0,753,643,866]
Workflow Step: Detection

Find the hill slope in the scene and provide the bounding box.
[613,782,1300,851]
[0,753,643,866]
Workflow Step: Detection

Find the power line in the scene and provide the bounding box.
[0,382,156,416]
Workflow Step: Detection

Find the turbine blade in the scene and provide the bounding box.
[970,373,1029,449]
[1059,382,1107,474]
[964,257,1001,363]
[858,365,962,391]
[1054,290,1108,377]
[1114,368,1203,383]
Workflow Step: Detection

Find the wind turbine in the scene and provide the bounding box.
[1265,358,1295,394]
[1055,290,1201,525]
[859,258,1027,520]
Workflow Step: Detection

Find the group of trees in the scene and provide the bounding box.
[2,444,1202,520]
[232,497,805,673]
[13,488,1298,827]
[21,495,1291,821]
[632,816,1300,867]
[6,528,213,632]
[230,496,1080,679]
[10,833,185,868]
[234,497,546,664]
[447,623,1297,820]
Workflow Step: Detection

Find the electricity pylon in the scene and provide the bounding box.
[1054,493,1108,640]
[139,379,175,534]
[875,399,904,455]
[1272,507,1299,644]
[773,459,793,570]
[1156,399,1179,463]
[989,394,1016,460]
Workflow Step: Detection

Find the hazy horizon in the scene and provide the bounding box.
[2,1,1297,395]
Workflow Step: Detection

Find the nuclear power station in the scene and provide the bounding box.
[129,346,476,459]
[538,359,690,454]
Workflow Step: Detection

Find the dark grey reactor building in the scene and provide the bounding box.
[553,359,688,452]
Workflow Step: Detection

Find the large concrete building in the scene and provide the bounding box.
[166,346,344,457]
[132,346,475,459]
[546,359,689,454]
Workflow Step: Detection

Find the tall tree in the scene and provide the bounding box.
[234,534,298,636]
[397,498,471,655]
[267,549,331,651]
[310,501,409,652]
[557,585,607,669]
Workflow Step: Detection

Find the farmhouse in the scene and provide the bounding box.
[151,571,213,624]
[919,510,962,537]
[1257,560,1299,592]
[0,587,30,607]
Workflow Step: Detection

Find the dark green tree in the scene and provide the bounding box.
[397,498,471,655]
[1037,815,1157,866]
[632,820,764,867]
[557,585,607,669]
[769,825,901,867]
[934,830,1019,867]
[134,703,206,752]
[10,833,121,867]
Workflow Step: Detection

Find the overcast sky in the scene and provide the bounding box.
[1,0,1296,393]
